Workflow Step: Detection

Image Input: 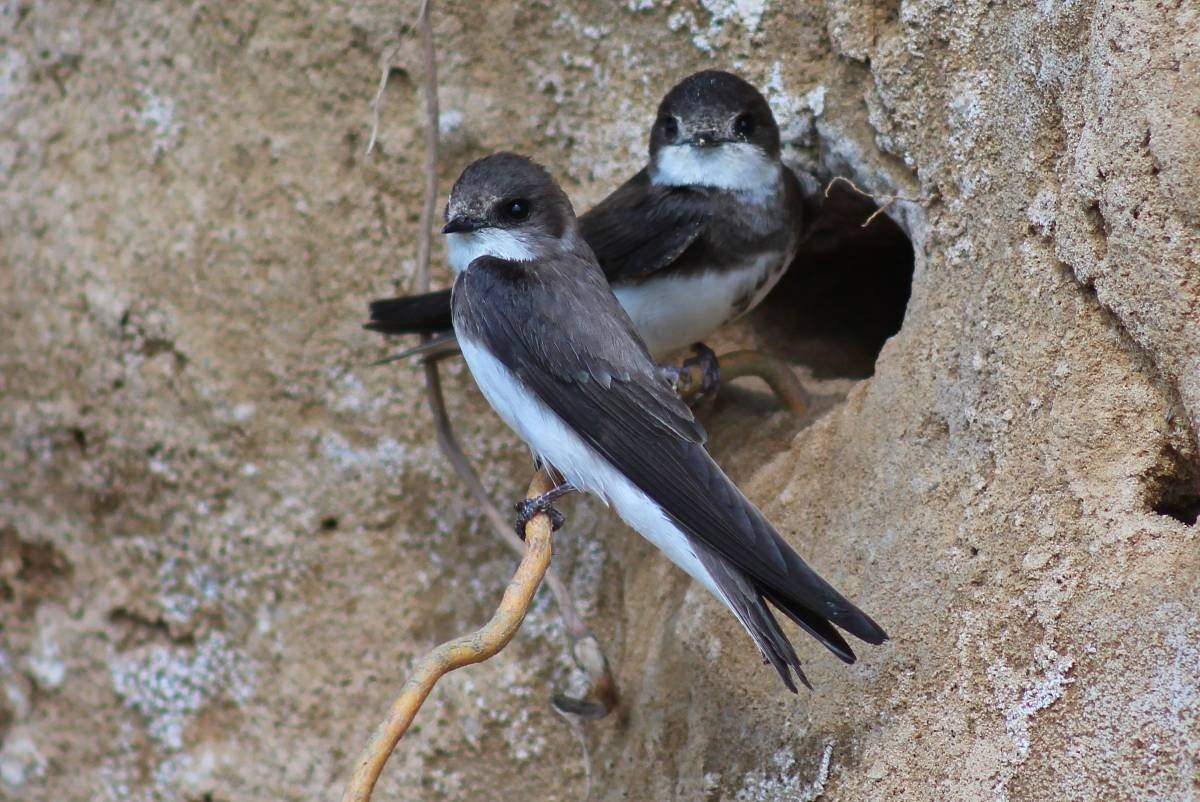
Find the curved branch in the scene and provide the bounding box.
[673,349,810,415]
[341,471,557,802]
[423,359,617,716]
[718,350,810,415]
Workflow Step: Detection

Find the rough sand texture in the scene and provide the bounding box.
[2,1,1197,800]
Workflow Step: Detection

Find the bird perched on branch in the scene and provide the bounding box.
[444,152,886,691]
[367,69,808,396]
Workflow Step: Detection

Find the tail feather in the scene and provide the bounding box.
[762,587,857,665]
[659,443,888,667]
[365,289,454,335]
[693,516,886,690]
[772,545,889,647]
[698,548,810,692]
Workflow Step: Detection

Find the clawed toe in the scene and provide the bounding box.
[667,345,720,408]
[514,498,566,539]
[666,342,722,405]
[683,342,721,398]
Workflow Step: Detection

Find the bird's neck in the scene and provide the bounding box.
[650,143,782,198]
[446,228,582,273]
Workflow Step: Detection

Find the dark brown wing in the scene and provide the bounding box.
[579,169,712,283]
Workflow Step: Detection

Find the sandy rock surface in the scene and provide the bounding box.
[2,1,1197,800]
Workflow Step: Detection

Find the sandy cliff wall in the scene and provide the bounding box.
[2,1,1197,800]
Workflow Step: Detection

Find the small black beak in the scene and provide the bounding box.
[442,216,483,234]
[692,131,721,148]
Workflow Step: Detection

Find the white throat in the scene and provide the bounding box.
[650,142,781,195]
[446,229,539,273]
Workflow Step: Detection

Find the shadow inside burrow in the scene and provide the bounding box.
[1153,445,1200,526]
[749,181,916,380]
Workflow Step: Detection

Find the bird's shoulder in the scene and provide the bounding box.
[454,252,706,446]
[579,168,713,283]
[780,163,809,239]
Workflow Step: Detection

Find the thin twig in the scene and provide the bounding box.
[403,0,617,716]
[365,57,392,155]
[555,704,595,802]
[341,472,558,802]
[369,334,461,366]
[414,0,438,293]
[823,175,924,228]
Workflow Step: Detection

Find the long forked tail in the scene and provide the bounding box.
[691,507,887,692]
[365,289,454,335]
[697,551,810,691]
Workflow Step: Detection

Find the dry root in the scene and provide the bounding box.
[341,471,559,802]
[676,349,810,415]
[823,175,924,228]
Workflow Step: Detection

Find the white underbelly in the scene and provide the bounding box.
[612,251,790,358]
[456,334,723,599]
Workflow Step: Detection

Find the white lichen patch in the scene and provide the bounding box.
[804,85,827,118]
[438,108,465,137]
[1125,605,1200,777]
[0,48,28,111]
[1026,186,1058,236]
[26,616,67,690]
[328,369,388,415]
[665,8,714,51]
[109,634,254,751]
[987,644,1074,762]
[0,732,47,790]
[317,429,427,479]
[155,556,227,629]
[763,62,824,155]
[733,741,834,801]
[136,88,183,158]
[700,0,769,33]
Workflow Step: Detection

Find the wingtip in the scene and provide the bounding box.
[859,613,889,645]
[775,665,807,694]
[837,607,888,646]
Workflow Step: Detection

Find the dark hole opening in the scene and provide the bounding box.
[320,516,341,532]
[752,182,915,379]
[1154,452,1200,526]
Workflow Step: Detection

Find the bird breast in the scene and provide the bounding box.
[612,249,791,358]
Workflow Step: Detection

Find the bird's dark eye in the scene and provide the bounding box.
[734,113,756,137]
[661,116,679,141]
[503,198,530,221]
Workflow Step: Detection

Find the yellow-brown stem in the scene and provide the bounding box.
[718,350,810,414]
[341,471,557,802]
[677,350,810,414]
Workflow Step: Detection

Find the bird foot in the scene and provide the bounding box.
[514,482,576,539]
[665,343,722,406]
[665,347,810,414]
